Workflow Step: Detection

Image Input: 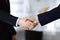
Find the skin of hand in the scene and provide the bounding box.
[18,17,38,30]
[38,7,49,14]
[12,35,17,40]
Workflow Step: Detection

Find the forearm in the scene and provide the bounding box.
[38,5,60,26]
[0,10,18,26]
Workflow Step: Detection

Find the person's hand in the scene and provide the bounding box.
[18,17,38,30]
[38,7,49,14]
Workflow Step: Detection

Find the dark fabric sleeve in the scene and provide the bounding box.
[9,26,16,35]
[0,10,18,26]
[38,5,60,26]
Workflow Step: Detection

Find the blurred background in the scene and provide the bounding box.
[10,0,60,40]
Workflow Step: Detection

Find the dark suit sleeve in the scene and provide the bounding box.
[0,10,18,26]
[38,5,60,26]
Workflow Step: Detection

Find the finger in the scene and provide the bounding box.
[26,17,35,22]
[23,26,29,30]
[26,18,38,27]
[26,21,36,30]
[26,17,37,24]
[22,24,29,30]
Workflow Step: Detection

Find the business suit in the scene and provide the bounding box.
[0,0,42,40]
[0,0,17,40]
[38,5,60,26]
[0,0,18,26]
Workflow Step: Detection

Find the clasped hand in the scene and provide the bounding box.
[18,7,49,30]
[18,17,38,30]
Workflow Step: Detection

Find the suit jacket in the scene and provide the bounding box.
[38,5,60,26]
[0,0,18,26]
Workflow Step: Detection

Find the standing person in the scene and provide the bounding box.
[0,0,37,40]
[24,0,60,40]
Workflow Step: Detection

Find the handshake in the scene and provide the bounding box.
[18,17,38,30]
[18,7,49,30]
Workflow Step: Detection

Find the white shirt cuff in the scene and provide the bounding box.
[16,18,20,27]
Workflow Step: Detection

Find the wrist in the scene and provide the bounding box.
[16,18,21,26]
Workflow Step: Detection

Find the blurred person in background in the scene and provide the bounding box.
[24,0,60,40]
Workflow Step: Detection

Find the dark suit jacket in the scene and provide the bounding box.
[0,0,18,26]
[0,0,42,40]
[38,5,60,26]
[0,1,17,40]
